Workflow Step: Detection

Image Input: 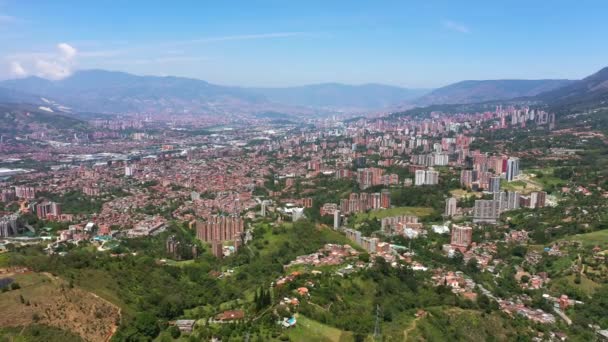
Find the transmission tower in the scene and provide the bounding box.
[374,304,382,340]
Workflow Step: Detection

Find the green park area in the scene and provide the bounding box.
[561,229,608,248]
[287,314,358,342]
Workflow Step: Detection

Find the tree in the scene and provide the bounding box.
[168,326,181,339]
[134,312,160,339]
[466,258,479,273]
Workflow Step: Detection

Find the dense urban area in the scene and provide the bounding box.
[1,3,608,340]
[1,70,608,342]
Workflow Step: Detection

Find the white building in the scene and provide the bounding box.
[506,157,520,182]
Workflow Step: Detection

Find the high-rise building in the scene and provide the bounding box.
[14,186,36,200]
[444,197,457,217]
[450,225,473,250]
[425,170,439,185]
[460,170,473,187]
[0,213,20,237]
[35,201,62,219]
[125,165,135,177]
[528,191,547,208]
[415,169,439,186]
[488,176,501,193]
[414,170,426,186]
[196,216,244,243]
[1,189,16,203]
[333,210,340,229]
[261,200,268,217]
[473,199,501,223]
[535,191,547,208]
[506,157,520,182]
[380,190,391,209]
[506,191,520,210]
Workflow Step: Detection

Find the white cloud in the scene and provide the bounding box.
[6,42,78,80]
[35,59,73,80]
[442,20,470,34]
[58,43,77,60]
[9,61,27,77]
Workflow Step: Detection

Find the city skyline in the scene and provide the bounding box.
[1,1,607,87]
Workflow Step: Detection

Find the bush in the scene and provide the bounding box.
[168,326,181,339]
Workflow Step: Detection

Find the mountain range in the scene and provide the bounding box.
[537,66,608,113]
[250,83,428,109]
[414,79,574,106]
[0,67,606,117]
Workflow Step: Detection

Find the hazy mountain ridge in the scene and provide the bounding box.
[0,70,269,114]
[0,70,431,114]
[2,69,606,116]
[0,102,86,134]
[415,79,574,105]
[251,83,430,109]
[536,67,608,112]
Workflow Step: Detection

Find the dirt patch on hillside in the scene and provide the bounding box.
[0,272,120,342]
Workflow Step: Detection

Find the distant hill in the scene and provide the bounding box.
[415,79,574,105]
[0,70,268,114]
[0,87,43,105]
[0,70,430,114]
[251,83,429,110]
[0,102,86,135]
[0,70,432,114]
[536,66,608,113]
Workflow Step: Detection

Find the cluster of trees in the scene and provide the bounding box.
[37,190,104,215]
[253,286,272,312]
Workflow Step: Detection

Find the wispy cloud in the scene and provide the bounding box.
[80,31,309,57]
[0,14,16,24]
[183,32,307,45]
[131,56,210,65]
[442,20,470,34]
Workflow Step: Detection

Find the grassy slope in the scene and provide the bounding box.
[0,325,83,342]
[0,272,120,341]
[287,314,357,342]
[560,229,608,248]
[407,307,525,342]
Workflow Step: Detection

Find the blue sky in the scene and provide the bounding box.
[1,0,607,87]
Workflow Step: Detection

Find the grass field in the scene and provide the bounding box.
[354,206,434,223]
[449,189,482,200]
[560,229,608,248]
[501,178,542,194]
[0,253,9,268]
[287,314,359,342]
[527,168,568,189]
[551,274,601,297]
